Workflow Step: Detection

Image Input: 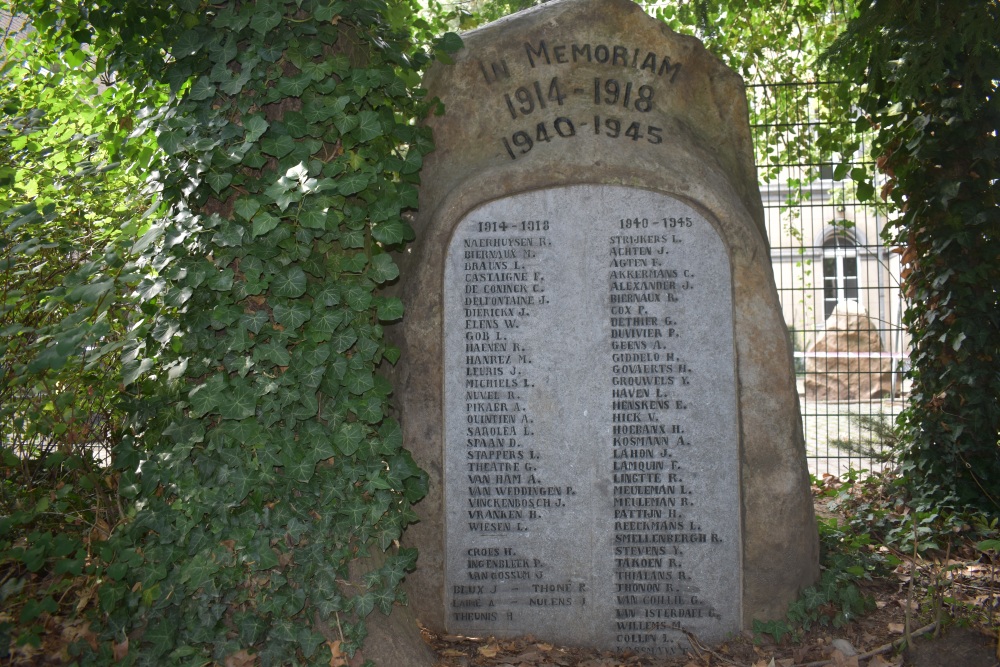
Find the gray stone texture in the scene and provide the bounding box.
[387,0,818,654]
[443,187,740,654]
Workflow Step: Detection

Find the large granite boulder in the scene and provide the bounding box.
[805,301,896,402]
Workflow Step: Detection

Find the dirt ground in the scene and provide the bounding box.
[423,594,998,667]
[423,496,1000,667]
[4,502,997,666]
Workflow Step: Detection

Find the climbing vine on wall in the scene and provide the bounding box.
[825,0,1000,514]
[6,0,461,663]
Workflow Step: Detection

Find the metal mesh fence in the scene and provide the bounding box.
[749,81,907,479]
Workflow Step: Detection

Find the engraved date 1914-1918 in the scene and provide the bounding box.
[501,115,662,160]
[503,76,654,119]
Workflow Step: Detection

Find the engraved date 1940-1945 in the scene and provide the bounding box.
[501,115,662,160]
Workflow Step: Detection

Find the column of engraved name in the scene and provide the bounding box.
[607,221,710,657]
[452,219,562,627]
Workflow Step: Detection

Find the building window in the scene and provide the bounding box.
[822,235,859,319]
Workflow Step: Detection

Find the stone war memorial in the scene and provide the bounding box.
[389,0,819,661]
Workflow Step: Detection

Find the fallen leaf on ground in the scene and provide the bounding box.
[62,617,98,651]
[224,648,257,667]
[440,648,469,657]
[478,642,501,658]
[887,623,905,634]
[112,636,129,661]
[326,640,348,667]
[513,649,544,662]
[829,649,859,667]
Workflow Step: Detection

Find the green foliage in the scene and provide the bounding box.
[647,0,861,185]
[831,412,903,464]
[456,0,542,28]
[824,0,1000,516]
[8,0,462,664]
[0,20,163,652]
[755,476,891,643]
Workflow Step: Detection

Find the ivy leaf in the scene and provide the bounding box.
[300,364,326,389]
[336,171,370,195]
[252,539,280,571]
[122,358,154,386]
[189,375,224,417]
[284,451,315,483]
[342,252,368,273]
[340,228,365,248]
[254,340,291,366]
[376,297,404,322]
[353,110,383,142]
[221,68,253,95]
[353,592,374,619]
[435,31,463,54]
[291,393,318,420]
[367,197,397,223]
[271,267,308,298]
[343,368,374,395]
[273,302,311,329]
[241,310,269,334]
[260,134,295,158]
[173,28,207,58]
[189,77,216,101]
[276,75,311,97]
[310,309,345,336]
[283,111,310,138]
[401,149,422,174]
[379,418,403,452]
[213,6,250,31]
[367,253,398,283]
[243,115,269,143]
[211,221,244,247]
[333,112,359,135]
[66,279,114,304]
[371,219,411,245]
[207,268,234,291]
[313,4,341,22]
[234,197,261,221]
[220,378,257,420]
[252,211,280,237]
[383,343,401,365]
[342,284,372,311]
[157,129,185,155]
[373,586,395,614]
[330,327,357,353]
[250,8,282,35]
[855,180,875,200]
[354,396,383,424]
[206,171,233,193]
[298,207,328,230]
[334,422,364,456]
[266,185,301,212]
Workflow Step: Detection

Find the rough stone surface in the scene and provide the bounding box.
[387,0,819,656]
[805,301,895,402]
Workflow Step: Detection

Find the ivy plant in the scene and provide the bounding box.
[8,0,459,664]
[825,0,1000,516]
[99,2,458,664]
